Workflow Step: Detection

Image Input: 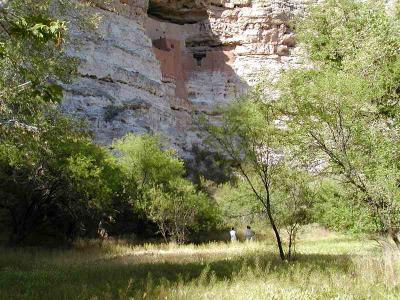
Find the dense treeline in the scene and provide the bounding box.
[0,0,219,246]
[1,0,399,261]
[282,0,400,245]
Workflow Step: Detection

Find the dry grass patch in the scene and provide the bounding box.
[0,232,399,299]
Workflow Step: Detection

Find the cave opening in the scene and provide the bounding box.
[193,52,206,66]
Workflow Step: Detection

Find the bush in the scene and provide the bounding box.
[0,115,122,245]
[113,134,220,243]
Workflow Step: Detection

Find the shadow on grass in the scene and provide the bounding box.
[0,249,355,299]
[112,252,354,285]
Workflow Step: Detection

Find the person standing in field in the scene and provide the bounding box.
[229,227,237,242]
[244,225,255,241]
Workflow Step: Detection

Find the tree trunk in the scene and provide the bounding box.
[268,213,285,260]
[265,192,285,260]
[389,229,400,249]
[287,229,293,261]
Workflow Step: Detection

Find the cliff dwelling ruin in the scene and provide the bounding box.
[62,0,307,158]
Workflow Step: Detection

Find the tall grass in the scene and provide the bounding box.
[0,231,399,299]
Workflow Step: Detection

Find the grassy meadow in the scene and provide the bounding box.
[0,229,399,300]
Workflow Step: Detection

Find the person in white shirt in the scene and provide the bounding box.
[229,227,237,242]
[244,225,255,241]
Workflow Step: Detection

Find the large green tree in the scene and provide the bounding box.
[278,0,400,245]
[113,134,219,243]
[0,0,119,245]
[0,115,121,244]
[203,93,313,260]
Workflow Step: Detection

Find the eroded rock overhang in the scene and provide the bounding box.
[148,0,210,24]
[62,0,309,158]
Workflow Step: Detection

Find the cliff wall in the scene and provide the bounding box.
[62,0,310,157]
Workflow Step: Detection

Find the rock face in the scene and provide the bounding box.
[62,0,310,157]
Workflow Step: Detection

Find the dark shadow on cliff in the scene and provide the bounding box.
[146,4,250,183]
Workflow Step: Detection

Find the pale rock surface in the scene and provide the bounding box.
[62,0,312,157]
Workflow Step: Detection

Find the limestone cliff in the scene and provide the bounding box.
[62,0,309,157]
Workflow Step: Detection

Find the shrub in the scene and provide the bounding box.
[113,134,220,243]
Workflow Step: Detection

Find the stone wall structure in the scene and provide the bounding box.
[62,0,311,158]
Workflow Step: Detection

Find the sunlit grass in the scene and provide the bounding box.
[0,230,399,299]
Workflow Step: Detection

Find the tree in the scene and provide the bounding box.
[0,114,122,245]
[312,179,378,234]
[0,0,117,245]
[113,134,219,243]
[273,168,314,259]
[113,134,185,189]
[278,0,400,245]
[147,179,212,243]
[203,92,305,260]
[214,151,314,260]
[214,176,264,225]
[0,0,100,125]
